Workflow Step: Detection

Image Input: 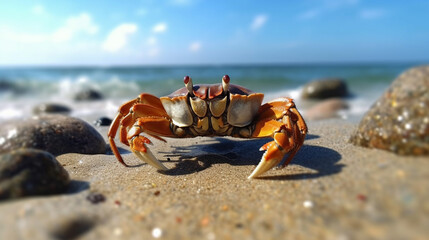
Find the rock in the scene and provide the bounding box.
[0,149,70,200]
[74,89,103,101]
[304,98,349,121]
[302,78,349,99]
[350,66,429,155]
[0,80,15,91]
[32,103,71,115]
[0,115,106,155]
[93,117,112,127]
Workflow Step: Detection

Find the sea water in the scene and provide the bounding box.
[0,63,421,123]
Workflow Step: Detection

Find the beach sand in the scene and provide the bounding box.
[0,119,428,240]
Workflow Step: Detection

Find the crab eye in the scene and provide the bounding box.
[184,76,190,84]
[222,75,230,83]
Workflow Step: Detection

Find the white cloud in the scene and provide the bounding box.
[0,13,98,44]
[250,15,268,31]
[152,22,167,33]
[32,5,46,15]
[0,27,48,43]
[360,9,386,20]
[189,42,201,52]
[52,13,98,42]
[102,23,138,53]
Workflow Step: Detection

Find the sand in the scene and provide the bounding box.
[0,119,428,240]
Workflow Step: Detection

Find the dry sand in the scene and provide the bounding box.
[0,119,428,240]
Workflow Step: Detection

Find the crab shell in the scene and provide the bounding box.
[159,83,264,136]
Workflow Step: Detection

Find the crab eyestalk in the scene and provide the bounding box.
[184,76,194,96]
[222,75,230,93]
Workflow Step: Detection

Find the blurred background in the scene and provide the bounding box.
[0,0,428,122]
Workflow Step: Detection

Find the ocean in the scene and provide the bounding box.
[0,63,421,123]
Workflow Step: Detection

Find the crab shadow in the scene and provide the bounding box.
[159,134,344,180]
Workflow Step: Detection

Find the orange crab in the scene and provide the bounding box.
[108,75,307,179]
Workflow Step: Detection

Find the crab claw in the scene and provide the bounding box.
[248,141,286,179]
[129,135,168,171]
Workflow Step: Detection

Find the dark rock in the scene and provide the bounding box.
[74,89,103,101]
[93,117,112,127]
[86,192,106,204]
[0,115,106,155]
[0,149,70,200]
[350,66,429,155]
[302,78,349,99]
[32,103,71,115]
[304,98,349,120]
[0,80,15,91]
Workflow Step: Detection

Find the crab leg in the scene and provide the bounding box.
[108,98,140,166]
[108,93,171,167]
[248,98,307,179]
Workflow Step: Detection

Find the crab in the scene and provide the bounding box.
[108,75,307,179]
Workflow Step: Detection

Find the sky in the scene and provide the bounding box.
[0,0,428,66]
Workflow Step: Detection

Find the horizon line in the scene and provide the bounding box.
[0,60,427,69]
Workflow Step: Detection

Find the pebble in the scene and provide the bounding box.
[0,114,106,156]
[303,200,314,208]
[32,103,71,115]
[93,117,112,126]
[152,227,162,238]
[86,192,106,204]
[74,89,103,101]
[301,78,349,99]
[0,149,70,200]
[350,66,429,155]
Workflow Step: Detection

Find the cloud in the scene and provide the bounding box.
[32,5,46,15]
[152,22,167,33]
[359,9,386,20]
[102,23,138,53]
[52,13,98,42]
[250,15,268,31]
[0,13,98,44]
[189,42,201,52]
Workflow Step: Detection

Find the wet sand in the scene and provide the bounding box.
[0,119,428,240]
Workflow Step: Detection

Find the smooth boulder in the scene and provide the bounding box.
[74,89,103,101]
[32,103,71,115]
[0,115,106,155]
[302,78,349,99]
[0,149,70,200]
[350,66,429,155]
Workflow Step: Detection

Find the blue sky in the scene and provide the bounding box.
[0,0,428,65]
